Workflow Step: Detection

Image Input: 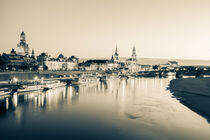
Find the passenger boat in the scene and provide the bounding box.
[100,75,114,82]
[163,72,175,77]
[41,80,66,90]
[0,88,12,96]
[17,84,43,93]
[110,74,120,79]
[136,71,158,78]
[182,75,195,78]
[71,76,99,85]
[120,75,129,79]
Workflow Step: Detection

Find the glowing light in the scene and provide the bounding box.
[41,77,44,83]
[12,77,18,83]
[13,93,18,107]
[34,76,39,81]
[6,98,9,110]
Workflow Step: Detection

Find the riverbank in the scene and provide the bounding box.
[0,70,101,76]
[0,70,107,81]
[169,78,210,123]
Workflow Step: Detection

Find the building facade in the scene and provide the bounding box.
[37,53,78,71]
[126,46,139,72]
[5,32,37,70]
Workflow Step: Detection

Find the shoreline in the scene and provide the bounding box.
[0,70,106,81]
[0,70,102,75]
[169,78,210,123]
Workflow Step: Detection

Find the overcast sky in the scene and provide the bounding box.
[1,0,210,59]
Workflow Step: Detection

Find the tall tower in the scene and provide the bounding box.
[31,48,35,59]
[111,55,114,62]
[113,45,119,63]
[16,31,29,56]
[131,45,137,61]
[20,31,26,42]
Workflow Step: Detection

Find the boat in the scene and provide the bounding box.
[182,75,196,78]
[71,76,99,85]
[163,72,175,77]
[0,88,12,96]
[17,84,43,93]
[120,75,129,79]
[110,74,120,79]
[100,75,114,82]
[136,71,158,78]
[41,80,66,90]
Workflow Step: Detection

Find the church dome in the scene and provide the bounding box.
[16,46,25,55]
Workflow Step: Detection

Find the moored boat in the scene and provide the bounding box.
[136,71,158,78]
[41,80,66,90]
[71,76,99,85]
[163,72,175,77]
[17,84,43,93]
[0,88,12,96]
[100,75,114,82]
[120,75,129,79]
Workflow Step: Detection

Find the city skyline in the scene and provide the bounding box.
[1,0,210,60]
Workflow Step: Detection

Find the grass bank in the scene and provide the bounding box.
[169,78,210,123]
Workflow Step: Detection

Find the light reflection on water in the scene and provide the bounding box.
[0,78,210,140]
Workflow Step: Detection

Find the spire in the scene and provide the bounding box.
[132,45,136,60]
[31,48,35,58]
[111,55,114,62]
[113,45,119,63]
[133,45,136,52]
[20,31,26,42]
[32,48,34,55]
[21,31,25,36]
[115,44,118,54]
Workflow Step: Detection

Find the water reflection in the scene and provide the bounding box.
[0,78,210,140]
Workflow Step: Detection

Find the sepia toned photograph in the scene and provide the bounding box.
[0,0,210,140]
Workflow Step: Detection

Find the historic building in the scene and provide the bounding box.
[79,60,108,71]
[107,46,120,70]
[37,53,78,71]
[111,46,119,63]
[16,32,30,56]
[126,46,139,72]
[126,46,137,64]
[159,60,179,71]
[4,32,37,70]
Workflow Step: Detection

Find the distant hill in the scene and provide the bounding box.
[79,57,210,66]
[137,58,210,66]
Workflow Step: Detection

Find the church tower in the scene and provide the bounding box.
[131,45,137,61]
[31,48,35,59]
[16,31,29,56]
[20,31,26,42]
[113,45,119,63]
[111,55,114,62]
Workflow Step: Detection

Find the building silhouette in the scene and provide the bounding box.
[16,32,30,56]
[113,45,119,63]
[131,45,137,61]
[126,45,139,72]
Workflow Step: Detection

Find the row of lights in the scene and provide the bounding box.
[11,76,45,83]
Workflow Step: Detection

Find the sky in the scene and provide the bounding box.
[1,0,210,59]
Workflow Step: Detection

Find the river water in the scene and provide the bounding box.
[0,77,210,140]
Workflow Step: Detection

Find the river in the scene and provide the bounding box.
[0,77,210,140]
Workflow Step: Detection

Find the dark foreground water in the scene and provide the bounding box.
[0,78,210,140]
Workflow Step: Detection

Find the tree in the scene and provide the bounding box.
[20,62,29,70]
[153,65,159,70]
[0,53,10,70]
[33,65,39,70]
[43,65,48,70]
